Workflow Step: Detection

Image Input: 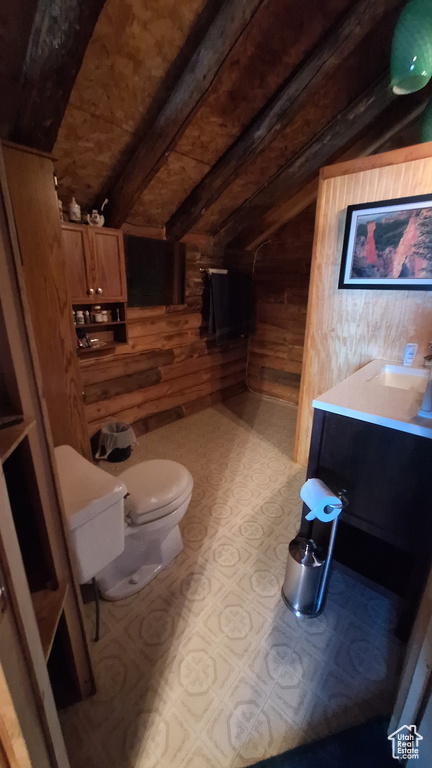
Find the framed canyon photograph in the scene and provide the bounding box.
[338,194,432,290]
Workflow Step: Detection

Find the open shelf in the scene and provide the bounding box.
[74,302,128,349]
[31,583,68,661]
[339,510,411,552]
[75,321,126,329]
[0,412,24,428]
[77,341,128,356]
[0,418,35,463]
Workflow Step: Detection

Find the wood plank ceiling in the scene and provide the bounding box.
[3,0,430,248]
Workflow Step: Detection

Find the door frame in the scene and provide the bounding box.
[390,565,432,734]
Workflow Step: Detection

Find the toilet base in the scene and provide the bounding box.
[96,524,183,601]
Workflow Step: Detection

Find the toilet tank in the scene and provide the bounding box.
[54,445,126,583]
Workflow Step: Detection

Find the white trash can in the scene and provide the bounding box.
[95,422,137,462]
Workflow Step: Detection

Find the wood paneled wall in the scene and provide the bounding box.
[247,205,315,404]
[295,142,432,466]
[80,244,253,438]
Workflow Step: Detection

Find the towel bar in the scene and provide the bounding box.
[199,268,228,275]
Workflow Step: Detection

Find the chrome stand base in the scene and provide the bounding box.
[280,587,325,618]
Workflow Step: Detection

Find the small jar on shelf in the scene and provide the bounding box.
[92,305,103,323]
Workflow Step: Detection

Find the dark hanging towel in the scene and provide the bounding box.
[209,272,253,344]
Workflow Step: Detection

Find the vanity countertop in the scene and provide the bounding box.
[312,358,432,439]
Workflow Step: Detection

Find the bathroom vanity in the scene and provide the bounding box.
[300,359,432,638]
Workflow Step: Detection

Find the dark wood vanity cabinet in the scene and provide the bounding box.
[301,409,432,636]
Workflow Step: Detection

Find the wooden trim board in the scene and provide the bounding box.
[321,140,432,180]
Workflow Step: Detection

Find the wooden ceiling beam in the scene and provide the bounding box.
[244,97,428,250]
[11,0,106,152]
[0,0,39,140]
[214,74,399,248]
[106,0,265,230]
[244,179,320,251]
[165,0,404,241]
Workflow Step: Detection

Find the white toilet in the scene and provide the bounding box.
[54,445,126,584]
[54,447,193,601]
[97,459,193,600]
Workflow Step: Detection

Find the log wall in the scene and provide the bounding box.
[247,205,315,404]
[80,243,253,438]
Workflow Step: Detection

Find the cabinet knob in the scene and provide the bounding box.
[88,288,95,295]
[96,288,103,295]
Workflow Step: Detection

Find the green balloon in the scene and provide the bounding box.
[390,0,432,95]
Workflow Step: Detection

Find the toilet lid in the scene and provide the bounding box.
[119,460,193,524]
[125,483,192,524]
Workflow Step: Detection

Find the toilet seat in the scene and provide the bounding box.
[119,459,193,525]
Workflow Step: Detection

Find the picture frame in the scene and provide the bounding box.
[338,194,432,290]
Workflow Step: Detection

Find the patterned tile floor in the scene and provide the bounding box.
[60,393,404,767]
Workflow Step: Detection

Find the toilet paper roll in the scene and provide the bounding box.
[300,478,343,523]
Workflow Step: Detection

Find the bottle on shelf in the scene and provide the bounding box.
[92,305,103,323]
[69,197,81,223]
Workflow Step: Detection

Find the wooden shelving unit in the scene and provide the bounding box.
[0,418,34,463]
[31,584,68,661]
[0,140,95,767]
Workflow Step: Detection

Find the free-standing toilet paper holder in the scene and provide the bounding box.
[281,488,348,618]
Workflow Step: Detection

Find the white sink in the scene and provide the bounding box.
[377,364,428,393]
[313,359,432,440]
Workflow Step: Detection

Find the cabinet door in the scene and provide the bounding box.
[61,225,93,301]
[91,228,126,301]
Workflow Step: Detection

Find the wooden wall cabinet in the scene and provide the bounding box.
[61,224,126,302]
[62,224,128,351]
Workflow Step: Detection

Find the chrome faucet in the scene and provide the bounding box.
[417,352,432,419]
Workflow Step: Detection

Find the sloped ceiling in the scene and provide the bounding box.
[53,0,209,208]
[3,0,429,248]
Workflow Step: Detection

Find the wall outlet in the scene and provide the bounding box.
[403,343,418,366]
